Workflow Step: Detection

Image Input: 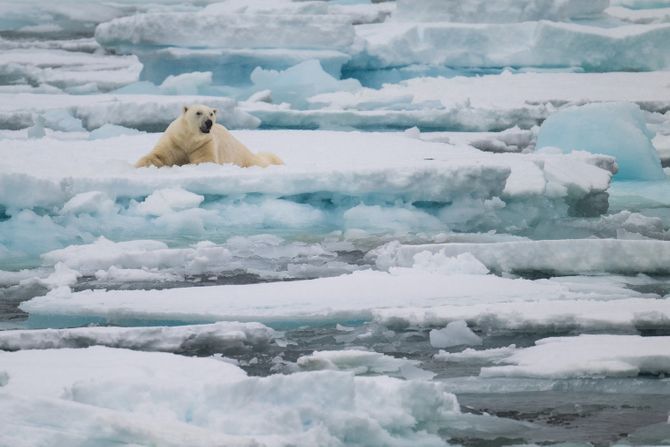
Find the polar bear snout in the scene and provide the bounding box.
[200,119,213,133]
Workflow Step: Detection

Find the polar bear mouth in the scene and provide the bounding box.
[200,127,211,134]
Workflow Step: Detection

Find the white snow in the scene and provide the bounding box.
[435,345,518,363]
[374,239,670,275]
[19,267,661,331]
[0,346,461,447]
[0,321,275,352]
[480,335,670,378]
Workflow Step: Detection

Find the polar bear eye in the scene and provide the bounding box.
[196,111,202,116]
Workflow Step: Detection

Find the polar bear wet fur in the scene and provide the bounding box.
[135,104,283,168]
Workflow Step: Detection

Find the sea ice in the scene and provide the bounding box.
[394,0,609,23]
[0,346,462,446]
[354,21,670,72]
[0,321,276,353]
[429,320,483,349]
[536,102,666,181]
[480,335,670,378]
[374,239,670,275]
[296,349,434,380]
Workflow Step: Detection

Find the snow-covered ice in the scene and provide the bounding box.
[2,0,670,444]
[481,335,670,379]
[0,321,276,353]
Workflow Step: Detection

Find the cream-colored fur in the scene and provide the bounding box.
[135,104,283,168]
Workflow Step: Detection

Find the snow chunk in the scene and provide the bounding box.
[136,188,204,216]
[537,102,666,181]
[60,191,116,215]
[481,335,670,378]
[0,322,276,353]
[429,321,483,349]
[395,0,609,23]
[374,239,670,275]
[89,124,142,140]
[0,347,460,446]
[297,349,434,380]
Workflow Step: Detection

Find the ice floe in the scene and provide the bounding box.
[0,346,463,447]
[480,335,670,378]
[0,321,276,353]
[374,239,670,275]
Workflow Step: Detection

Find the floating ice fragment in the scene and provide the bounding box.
[429,320,483,349]
[135,188,205,216]
[60,191,116,215]
[297,349,435,380]
[537,102,666,181]
[480,335,670,379]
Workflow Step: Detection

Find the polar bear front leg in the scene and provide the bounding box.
[187,142,218,165]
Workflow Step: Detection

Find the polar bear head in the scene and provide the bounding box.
[182,104,218,134]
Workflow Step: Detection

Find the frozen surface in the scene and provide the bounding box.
[0,346,461,447]
[19,268,661,330]
[0,321,275,353]
[0,93,258,131]
[481,335,670,378]
[374,239,670,275]
[394,0,610,23]
[354,21,670,71]
[537,102,666,181]
[0,130,617,264]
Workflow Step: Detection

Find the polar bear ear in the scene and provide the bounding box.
[213,109,217,114]
[182,105,189,114]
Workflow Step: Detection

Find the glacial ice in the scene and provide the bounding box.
[394,0,610,23]
[536,102,666,181]
[480,335,670,378]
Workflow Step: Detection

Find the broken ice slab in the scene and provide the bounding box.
[373,239,670,275]
[0,346,461,446]
[480,334,670,378]
[0,93,259,131]
[19,267,662,330]
[0,321,276,354]
[353,21,670,72]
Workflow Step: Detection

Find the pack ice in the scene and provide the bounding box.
[2,0,670,445]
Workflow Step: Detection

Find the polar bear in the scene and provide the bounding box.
[135,104,283,168]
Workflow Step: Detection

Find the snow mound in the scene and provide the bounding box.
[0,322,276,353]
[537,102,666,181]
[374,239,670,275]
[0,346,461,446]
[480,335,670,378]
[394,0,609,23]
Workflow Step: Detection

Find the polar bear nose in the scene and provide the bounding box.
[204,119,213,129]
